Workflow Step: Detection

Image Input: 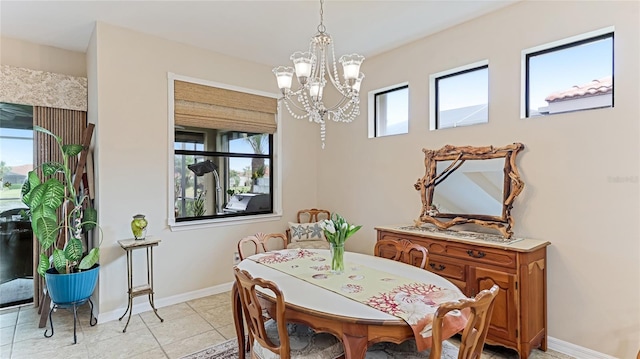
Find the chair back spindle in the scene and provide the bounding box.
[374,238,429,269]
[296,208,331,223]
[237,232,288,260]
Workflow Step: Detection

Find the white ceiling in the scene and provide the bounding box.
[0,1,518,68]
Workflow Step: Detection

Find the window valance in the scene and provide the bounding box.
[0,65,87,111]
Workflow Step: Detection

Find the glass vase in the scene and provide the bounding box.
[131,214,148,240]
[330,243,345,274]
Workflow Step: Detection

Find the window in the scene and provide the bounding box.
[523,27,614,117]
[368,84,409,137]
[174,128,273,221]
[169,75,279,226]
[430,61,488,130]
[0,103,33,214]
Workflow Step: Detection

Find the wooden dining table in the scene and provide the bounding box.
[233,249,468,359]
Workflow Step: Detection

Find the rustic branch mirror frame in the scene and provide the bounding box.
[414,143,525,238]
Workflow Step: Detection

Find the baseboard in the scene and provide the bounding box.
[548,336,619,359]
[97,281,234,323]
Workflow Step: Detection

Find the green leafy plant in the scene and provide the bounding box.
[321,213,362,273]
[251,165,265,181]
[321,213,362,246]
[21,126,101,276]
[192,190,206,217]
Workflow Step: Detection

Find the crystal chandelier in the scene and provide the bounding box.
[272,0,365,148]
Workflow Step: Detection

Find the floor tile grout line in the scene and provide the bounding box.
[85,312,163,359]
[137,313,172,359]
[152,309,216,352]
[185,300,226,331]
[2,308,16,359]
[186,301,211,327]
[153,299,231,358]
[7,308,17,359]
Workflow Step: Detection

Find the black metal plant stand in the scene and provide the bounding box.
[44,297,97,344]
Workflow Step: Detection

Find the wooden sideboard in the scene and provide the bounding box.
[375,225,550,359]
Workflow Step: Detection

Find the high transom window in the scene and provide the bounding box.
[429,61,489,130]
[523,28,614,117]
[368,84,409,137]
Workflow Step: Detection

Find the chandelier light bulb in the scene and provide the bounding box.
[291,52,314,84]
[339,54,365,81]
[309,78,325,101]
[272,66,294,91]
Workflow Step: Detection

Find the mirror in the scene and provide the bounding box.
[414,143,524,238]
[433,158,504,217]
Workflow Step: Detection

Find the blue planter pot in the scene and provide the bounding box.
[45,264,99,304]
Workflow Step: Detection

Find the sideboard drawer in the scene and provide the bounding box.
[377,233,406,243]
[426,256,466,282]
[446,244,517,268]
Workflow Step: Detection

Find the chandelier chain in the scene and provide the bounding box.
[317,0,325,33]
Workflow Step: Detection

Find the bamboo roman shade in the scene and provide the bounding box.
[174,80,277,134]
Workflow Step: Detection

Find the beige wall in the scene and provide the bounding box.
[319,1,639,357]
[0,36,86,77]
[88,22,320,315]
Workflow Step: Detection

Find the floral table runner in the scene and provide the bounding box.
[250,248,468,351]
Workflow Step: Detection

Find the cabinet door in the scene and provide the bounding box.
[469,266,518,344]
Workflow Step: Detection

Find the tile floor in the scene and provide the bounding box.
[0,292,574,359]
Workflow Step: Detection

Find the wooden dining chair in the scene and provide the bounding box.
[431,284,499,359]
[365,285,499,359]
[237,232,288,260]
[233,267,345,359]
[286,208,332,250]
[374,238,429,269]
[296,208,331,223]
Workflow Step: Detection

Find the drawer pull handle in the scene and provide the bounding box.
[429,263,446,271]
[467,250,486,258]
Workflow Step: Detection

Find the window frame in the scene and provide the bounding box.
[429,60,489,131]
[173,132,274,221]
[367,82,409,138]
[0,106,33,213]
[167,73,282,230]
[520,26,614,119]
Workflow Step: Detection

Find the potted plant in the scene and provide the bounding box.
[191,189,206,217]
[251,165,265,184]
[321,213,362,274]
[21,126,101,304]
